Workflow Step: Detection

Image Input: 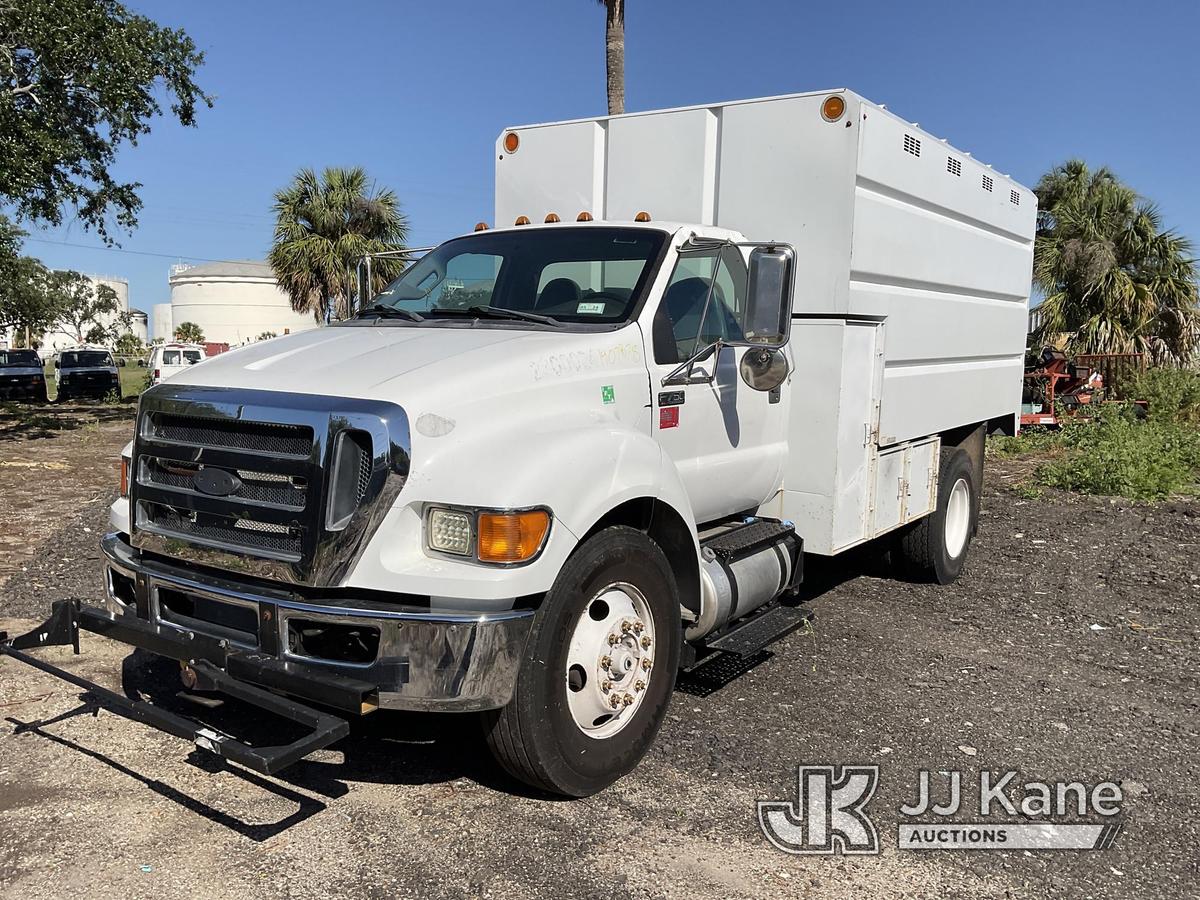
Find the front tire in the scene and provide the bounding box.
[483,525,681,797]
[896,447,978,584]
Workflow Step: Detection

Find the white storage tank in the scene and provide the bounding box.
[152,303,173,342]
[168,260,318,345]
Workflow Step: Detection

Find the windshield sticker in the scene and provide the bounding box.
[601,385,615,404]
[576,301,605,315]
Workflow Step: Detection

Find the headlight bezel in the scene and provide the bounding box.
[424,504,553,567]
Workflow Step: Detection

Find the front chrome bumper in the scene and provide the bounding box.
[101,533,534,712]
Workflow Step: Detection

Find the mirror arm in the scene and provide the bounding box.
[661,339,722,386]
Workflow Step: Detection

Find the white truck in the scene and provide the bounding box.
[1,90,1035,796]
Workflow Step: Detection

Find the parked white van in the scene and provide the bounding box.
[148,342,207,385]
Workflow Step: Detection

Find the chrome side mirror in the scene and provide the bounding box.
[744,244,795,348]
[739,347,788,392]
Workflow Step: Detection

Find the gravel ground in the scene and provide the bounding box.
[0,414,1197,899]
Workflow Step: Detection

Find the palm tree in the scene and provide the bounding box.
[174,321,204,343]
[269,167,409,322]
[596,0,624,115]
[1033,160,1199,364]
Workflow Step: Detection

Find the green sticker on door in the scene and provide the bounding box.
[601,385,615,404]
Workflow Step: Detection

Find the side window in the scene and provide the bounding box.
[653,246,747,364]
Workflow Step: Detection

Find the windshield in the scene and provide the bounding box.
[0,350,40,368]
[366,227,667,326]
[61,350,113,368]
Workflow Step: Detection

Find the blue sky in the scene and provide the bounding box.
[18,0,1200,333]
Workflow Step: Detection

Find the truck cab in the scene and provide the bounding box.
[7,90,1033,797]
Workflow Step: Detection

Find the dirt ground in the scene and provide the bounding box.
[0,407,1196,899]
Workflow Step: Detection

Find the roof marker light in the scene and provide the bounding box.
[503,132,520,153]
[474,222,489,232]
[577,211,594,222]
[514,215,530,226]
[545,213,560,223]
[821,95,846,122]
[634,211,651,222]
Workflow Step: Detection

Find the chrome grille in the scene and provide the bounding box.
[143,457,306,509]
[149,412,313,456]
[146,504,303,558]
[131,385,411,586]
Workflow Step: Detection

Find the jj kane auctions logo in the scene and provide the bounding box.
[759,765,1124,854]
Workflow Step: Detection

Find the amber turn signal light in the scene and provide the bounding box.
[118,457,130,497]
[477,510,550,564]
[821,95,846,122]
[503,132,520,153]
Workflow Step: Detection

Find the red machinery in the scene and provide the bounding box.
[1020,347,1103,427]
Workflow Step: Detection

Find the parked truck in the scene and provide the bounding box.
[2,90,1035,796]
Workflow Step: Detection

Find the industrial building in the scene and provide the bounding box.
[164,260,317,344]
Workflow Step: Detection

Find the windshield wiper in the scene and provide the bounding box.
[361,303,424,323]
[428,305,562,327]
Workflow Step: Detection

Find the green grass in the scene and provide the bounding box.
[987,376,1200,501]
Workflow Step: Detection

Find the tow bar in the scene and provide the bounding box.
[0,599,372,775]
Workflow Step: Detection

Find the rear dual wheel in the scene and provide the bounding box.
[483,526,680,797]
[896,447,978,584]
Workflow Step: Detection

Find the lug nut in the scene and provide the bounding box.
[608,634,619,646]
[635,680,645,692]
[621,621,632,633]
[600,655,611,668]
[642,658,652,671]
[640,635,651,649]
[633,621,644,634]
[622,693,634,706]
[610,694,621,709]
[601,679,612,693]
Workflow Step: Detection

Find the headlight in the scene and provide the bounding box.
[426,507,551,564]
[428,508,472,556]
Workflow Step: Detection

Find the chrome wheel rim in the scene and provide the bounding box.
[944,477,971,559]
[565,582,655,739]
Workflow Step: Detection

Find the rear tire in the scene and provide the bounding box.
[896,447,977,584]
[482,525,681,797]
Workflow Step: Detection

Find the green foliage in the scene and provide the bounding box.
[174,321,204,343]
[113,331,142,356]
[256,331,277,341]
[0,0,211,242]
[1131,367,1200,425]
[269,167,409,322]
[1035,405,1200,500]
[987,429,1063,458]
[49,270,120,343]
[1032,160,1200,364]
[0,254,59,340]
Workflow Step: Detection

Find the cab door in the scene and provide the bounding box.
[642,243,789,524]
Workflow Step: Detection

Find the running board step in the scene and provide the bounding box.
[705,605,811,657]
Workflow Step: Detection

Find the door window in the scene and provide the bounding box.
[653,245,748,364]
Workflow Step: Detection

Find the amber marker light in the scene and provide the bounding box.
[545,213,561,223]
[514,215,531,226]
[118,457,130,497]
[474,222,489,232]
[821,95,846,122]
[477,510,551,564]
[577,211,594,221]
[503,132,520,153]
[634,211,651,222]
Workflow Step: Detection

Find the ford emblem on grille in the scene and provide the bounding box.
[193,468,242,497]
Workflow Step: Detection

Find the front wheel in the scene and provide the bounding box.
[482,526,681,797]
